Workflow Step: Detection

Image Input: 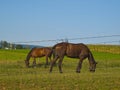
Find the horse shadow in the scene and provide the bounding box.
[28,62,58,68]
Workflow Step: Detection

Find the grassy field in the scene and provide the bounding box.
[0,45,120,90]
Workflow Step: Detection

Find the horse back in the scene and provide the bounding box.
[66,43,90,58]
[31,47,51,57]
[52,42,90,58]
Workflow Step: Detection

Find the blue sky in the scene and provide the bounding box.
[0,0,120,46]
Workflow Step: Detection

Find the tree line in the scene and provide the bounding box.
[0,40,31,49]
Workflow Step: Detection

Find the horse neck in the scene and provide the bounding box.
[88,51,96,64]
[26,53,31,61]
[26,48,34,61]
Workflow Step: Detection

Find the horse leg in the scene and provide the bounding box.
[49,56,59,73]
[33,58,36,67]
[48,56,51,64]
[76,56,85,73]
[44,56,49,68]
[46,56,49,65]
[58,56,64,73]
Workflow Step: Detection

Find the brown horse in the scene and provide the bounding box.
[50,42,97,73]
[25,47,52,67]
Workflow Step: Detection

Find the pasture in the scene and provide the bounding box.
[0,45,120,90]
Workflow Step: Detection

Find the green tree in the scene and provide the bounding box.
[0,41,9,49]
[16,44,23,49]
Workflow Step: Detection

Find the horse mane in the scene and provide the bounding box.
[88,50,96,64]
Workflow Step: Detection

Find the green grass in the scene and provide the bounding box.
[0,49,29,61]
[0,46,120,90]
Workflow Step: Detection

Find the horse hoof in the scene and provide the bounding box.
[60,71,63,73]
[49,70,52,73]
[76,71,80,73]
[33,66,36,68]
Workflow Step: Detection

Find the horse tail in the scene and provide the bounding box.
[48,48,53,60]
[47,47,56,60]
[51,44,57,59]
[51,49,55,59]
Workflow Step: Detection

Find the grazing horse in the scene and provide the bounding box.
[50,42,97,73]
[25,47,52,67]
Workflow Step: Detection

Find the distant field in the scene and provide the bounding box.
[0,45,120,90]
[88,44,120,54]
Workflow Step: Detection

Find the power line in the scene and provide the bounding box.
[96,40,120,44]
[69,34,120,40]
[12,34,120,44]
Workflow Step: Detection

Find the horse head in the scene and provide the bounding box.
[89,62,97,72]
[25,60,29,67]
